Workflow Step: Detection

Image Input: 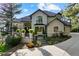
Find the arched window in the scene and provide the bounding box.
[36,16,43,24]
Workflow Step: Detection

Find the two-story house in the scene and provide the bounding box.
[31,9,71,36]
[15,9,71,37]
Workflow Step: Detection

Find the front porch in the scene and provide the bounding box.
[33,24,47,44]
[34,24,46,35]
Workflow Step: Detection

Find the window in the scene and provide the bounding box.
[36,16,43,24]
[54,26,58,32]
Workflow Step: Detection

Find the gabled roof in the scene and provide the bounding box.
[16,16,31,22]
[30,9,56,17]
[16,9,71,26]
[47,16,71,26]
[17,9,56,22]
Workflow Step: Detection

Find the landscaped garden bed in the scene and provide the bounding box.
[0,32,23,55]
[46,33,71,45]
[25,32,72,49]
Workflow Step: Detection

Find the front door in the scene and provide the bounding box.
[35,27,44,35]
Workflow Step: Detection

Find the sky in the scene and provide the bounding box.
[16,3,68,19]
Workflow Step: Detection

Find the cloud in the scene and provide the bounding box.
[38,3,61,11]
[22,9,29,13]
[15,9,29,18]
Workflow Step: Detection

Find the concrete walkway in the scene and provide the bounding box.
[11,33,79,56]
[11,46,70,56]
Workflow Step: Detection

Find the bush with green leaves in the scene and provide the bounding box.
[16,29,21,32]
[1,31,9,36]
[16,29,26,33]
[35,41,42,47]
[71,28,79,32]
[5,34,22,47]
[47,33,71,45]
[32,40,42,47]
[0,43,9,52]
[29,29,34,33]
[21,29,26,33]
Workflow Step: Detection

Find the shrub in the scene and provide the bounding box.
[0,43,9,52]
[47,33,71,45]
[1,31,9,36]
[16,29,21,33]
[21,29,26,33]
[63,35,71,39]
[59,32,71,39]
[32,39,37,45]
[5,34,22,47]
[29,29,34,33]
[16,29,26,33]
[47,40,53,45]
[71,28,79,32]
[32,40,42,47]
[35,41,42,47]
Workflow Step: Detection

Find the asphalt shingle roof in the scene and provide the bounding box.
[17,16,31,22]
[16,9,70,26]
[42,10,56,16]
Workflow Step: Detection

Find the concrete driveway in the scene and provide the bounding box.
[11,33,79,56]
[55,33,79,56]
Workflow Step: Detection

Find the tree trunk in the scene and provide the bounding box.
[10,20,13,35]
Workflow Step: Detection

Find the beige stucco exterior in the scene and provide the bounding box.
[47,19,65,37]
[13,22,24,29]
[64,26,71,35]
[32,11,47,30]
[47,17,56,23]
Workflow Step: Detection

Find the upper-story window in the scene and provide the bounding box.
[36,16,43,24]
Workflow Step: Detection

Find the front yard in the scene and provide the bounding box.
[46,34,71,45]
[0,30,71,56]
[0,30,23,55]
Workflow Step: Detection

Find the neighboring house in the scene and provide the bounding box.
[13,16,31,32]
[13,21,24,29]
[14,9,71,37]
